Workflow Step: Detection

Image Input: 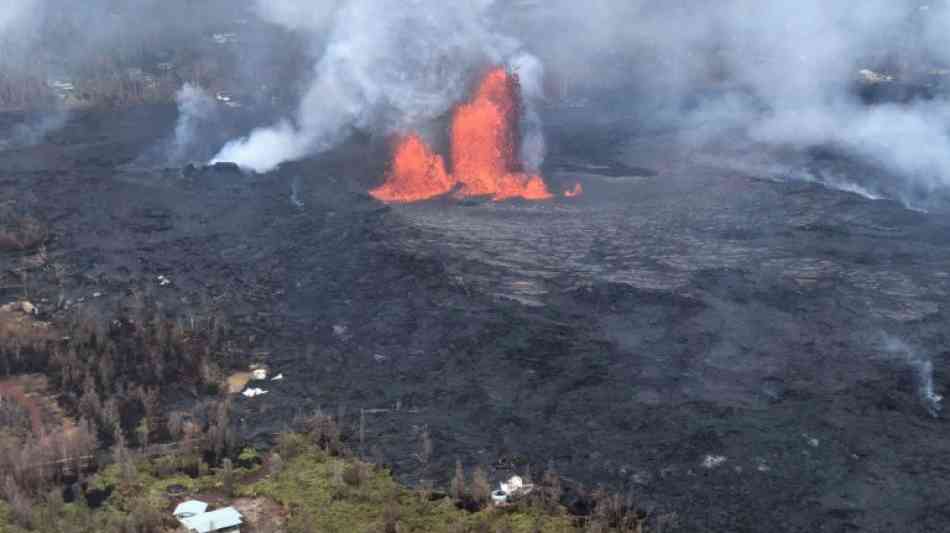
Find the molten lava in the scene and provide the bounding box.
[450,68,551,201]
[368,134,453,203]
[370,67,574,203]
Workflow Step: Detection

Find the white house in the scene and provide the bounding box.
[173,500,208,520]
[491,476,535,506]
[173,500,243,533]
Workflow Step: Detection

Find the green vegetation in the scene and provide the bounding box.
[0,501,11,533]
[0,303,660,532]
[0,434,655,532]
[241,442,574,533]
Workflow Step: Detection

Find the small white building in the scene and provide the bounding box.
[173,500,243,533]
[491,475,535,506]
[174,500,208,520]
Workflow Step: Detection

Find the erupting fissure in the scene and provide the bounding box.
[371,68,577,203]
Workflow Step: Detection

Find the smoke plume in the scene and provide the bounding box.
[882,336,943,417]
[511,53,546,172]
[169,84,217,164]
[5,0,950,206]
[0,109,69,150]
[505,0,950,207]
[212,0,541,173]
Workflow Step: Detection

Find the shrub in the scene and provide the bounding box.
[276,432,307,460]
[303,409,341,454]
[238,446,260,467]
[342,462,366,487]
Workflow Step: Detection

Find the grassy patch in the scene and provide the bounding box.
[242,443,575,533]
[0,501,11,533]
[2,437,603,532]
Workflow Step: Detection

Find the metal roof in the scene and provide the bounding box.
[173,500,209,518]
[180,507,243,533]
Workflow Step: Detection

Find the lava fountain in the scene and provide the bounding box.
[365,134,453,203]
[450,68,550,201]
[371,67,577,203]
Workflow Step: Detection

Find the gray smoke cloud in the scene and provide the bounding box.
[212,0,542,173]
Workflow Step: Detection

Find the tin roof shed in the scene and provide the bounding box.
[179,506,243,533]
[173,500,208,519]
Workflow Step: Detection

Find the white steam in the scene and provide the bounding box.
[170,84,216,164]
[0,109,69,150]
[505,1,950,205]
[882,336,943,417]
[0,0,36,33]
[212,0,541,173]
[8,0,950,204]
[512,53,546,172]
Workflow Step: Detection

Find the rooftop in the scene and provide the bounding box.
[173,500,208,519]
[180,506,243,533]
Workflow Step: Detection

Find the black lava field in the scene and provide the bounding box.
[3,101,950,533]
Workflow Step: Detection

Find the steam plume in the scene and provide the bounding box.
[882,336,943,417]
[170,84,217,164]
[212,0,541,173]
[0,109,69,150]
[508,1,950,207]
[6,0,950,207]
[0,0,37,33]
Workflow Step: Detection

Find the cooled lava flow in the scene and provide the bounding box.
[371,67,576,203]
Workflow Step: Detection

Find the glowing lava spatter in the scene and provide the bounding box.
[371,67,575,203]
[368,134,453,203]
[450,68,551,201]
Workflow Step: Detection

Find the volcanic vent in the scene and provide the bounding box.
[371,67,578,203]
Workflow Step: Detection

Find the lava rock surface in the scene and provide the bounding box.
[2,104,949,532]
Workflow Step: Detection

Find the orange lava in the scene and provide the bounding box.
[368,134,453,203]
[370,67,561,203]
[451,69,552,201]
[564,183,583,198]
